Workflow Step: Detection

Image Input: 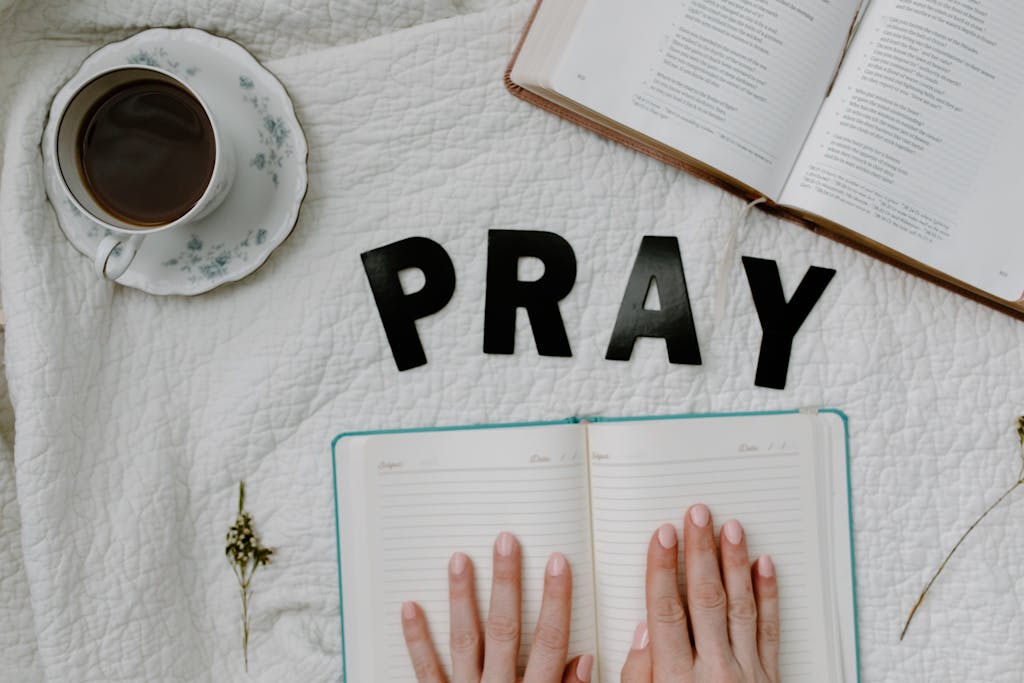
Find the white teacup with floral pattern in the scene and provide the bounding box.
[54,64,236,280]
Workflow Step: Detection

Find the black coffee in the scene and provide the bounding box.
[78,79,215,226]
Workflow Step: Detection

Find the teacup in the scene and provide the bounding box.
[54,65,235,280]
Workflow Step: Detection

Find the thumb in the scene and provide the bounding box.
[561,654,595,683]
[620,623,652,683]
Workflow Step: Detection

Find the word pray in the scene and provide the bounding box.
[361,230,835,389]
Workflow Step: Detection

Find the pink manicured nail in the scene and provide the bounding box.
[576,654,594,681]
[631,622,649,650]
[757,554,775,578]
[690,504,710,527]
[657,523,677,549]
[547,552,567,576]
[401,602,416,619]
[723,519,743,544]
[450,552,467,576]
[496,532,515,557]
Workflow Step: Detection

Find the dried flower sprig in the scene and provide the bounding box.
[225,481,275,671]
[901,416,1024,640]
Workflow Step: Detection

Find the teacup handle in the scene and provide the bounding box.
[95,234,145,280]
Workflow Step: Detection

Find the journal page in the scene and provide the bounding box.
[781,1,1024,301]
[549,0,864,197]
[335,423,598,682]
[585,413,842,682]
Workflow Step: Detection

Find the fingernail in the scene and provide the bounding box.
[631,622,649,650]
[547,552,567,576]
[656,523,677,549]
[690,504,710,527]
[401,601,416,620]
[496,532,515,557]
[576,654,594,681]
[723,519,743,545]
[450,552,467,576]
[757,554,775,578]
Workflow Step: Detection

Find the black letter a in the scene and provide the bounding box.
[605,236,701,364]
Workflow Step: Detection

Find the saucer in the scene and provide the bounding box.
[42,28,308,296]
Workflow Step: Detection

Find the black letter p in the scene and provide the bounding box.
[361,237,456,371]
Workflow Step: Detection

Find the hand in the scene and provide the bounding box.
[622,504,780,683]
[402,531,594,683]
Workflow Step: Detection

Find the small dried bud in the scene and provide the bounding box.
[226,480,275,672]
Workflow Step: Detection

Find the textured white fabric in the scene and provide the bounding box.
[1,1,1024,681]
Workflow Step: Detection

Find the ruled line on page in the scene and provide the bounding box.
[366,434,597,682]
[585,416,830,683]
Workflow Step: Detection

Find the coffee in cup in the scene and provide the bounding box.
[55,66,235,280]
[78,78,216,226]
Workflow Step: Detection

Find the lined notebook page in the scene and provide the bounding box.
[336,424,598,682]
[586,414,833,681]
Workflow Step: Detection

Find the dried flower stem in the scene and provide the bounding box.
[901,417,1024,641]
[226,481,275,671]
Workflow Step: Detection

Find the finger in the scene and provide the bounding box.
[719,519,758,672]
[482,531,521,681]
[620,623,652,683]
[524,553,572,683]
[753,555,780,681]
[401,601,447,683]
[560,654,595,683]
[683,504,730,662]
[448,552,483,683]
[645,523,692,680]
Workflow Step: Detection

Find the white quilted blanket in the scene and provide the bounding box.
[2,1,1024,681]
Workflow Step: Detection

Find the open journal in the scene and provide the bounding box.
[332,411,859,682]
[507,0,1024,318]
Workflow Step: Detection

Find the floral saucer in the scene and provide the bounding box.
[42,28,308,296]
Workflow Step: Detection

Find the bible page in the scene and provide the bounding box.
[335,423,598,682]
[780,1,1024,301]
[585,414,842,682]
[549,0,864,197]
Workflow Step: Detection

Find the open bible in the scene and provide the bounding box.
[507,0,1024,318]
[332,411,858,681]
